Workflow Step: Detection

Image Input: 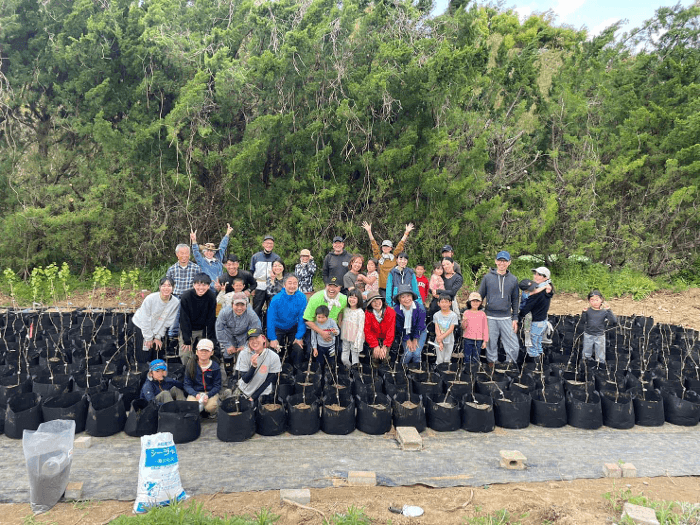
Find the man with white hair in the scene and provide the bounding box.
[166,243,201,339]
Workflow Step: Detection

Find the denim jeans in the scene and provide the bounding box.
[401,330,428,364]
[582,333,606,363]
[528,320,548,357]
[463,339,483,363]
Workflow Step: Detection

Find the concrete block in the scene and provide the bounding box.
[622,502,659,525]
[499,450,526,470]
[348,471,376,486]
[280,489,310,505]
[74,436,92,449]
[621,463,637,478]
[603,463,622,478]
[396,426,422,451]
[64,482,83,500]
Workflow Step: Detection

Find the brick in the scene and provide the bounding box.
[622,502,659,525]
[64,482,83,501]
[499,450,526,470]
[396,426,422,451]
[621,463,637,478]
[74,436,92,449]
[603,463,622,478]
[348,471,376,486]
[280,489,310,505]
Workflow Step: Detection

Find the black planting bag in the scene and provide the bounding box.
[217,397,256,442]
[321,394,355,435]
[566,390,603,429]
[601,391,635,429]
[426,394,461,432]
[461,393,495,433]
[86,391,126,437]
[42,392,88,433]
[661,387,700,427]
[124,398,159,437]
[530,389,567,428]
[493,390,531,429]
[355,392,392,435]
[5,392,42,439]
[256,394,286,436]
[158,400,201,443]
[32,374,72,398]
[286,393,320,436]
[391,392,426,432]
[630,388,665,427]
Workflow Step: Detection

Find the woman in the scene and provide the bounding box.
[129,277,180,363]
[343,254,365,293]
[184,338,222,417]
[266,260,286,301]
[361,221,414,296]
[295,249,317,299]
[428,257,463,321]
[363,291,396,367]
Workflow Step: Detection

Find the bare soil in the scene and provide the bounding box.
[2,289,699,524]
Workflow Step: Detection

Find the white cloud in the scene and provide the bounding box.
[552,0,586,20]
[589,17,621,37]
[513,3,536,21]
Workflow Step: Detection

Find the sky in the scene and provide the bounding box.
[433,0,697,37]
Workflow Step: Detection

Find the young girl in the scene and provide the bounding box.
[361,259,379,300]
[183,339,222,417]
[462,292,489,363]
[433,293,459,365]
[428,262,445,301]
[340,290,366,368]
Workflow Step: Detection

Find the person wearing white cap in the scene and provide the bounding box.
[518,267,554,359]
[361,221,415,295]
[184,338,222,415]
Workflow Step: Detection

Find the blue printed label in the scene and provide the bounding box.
[144,446,178,467]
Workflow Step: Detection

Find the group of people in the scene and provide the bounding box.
[131,224,618,417]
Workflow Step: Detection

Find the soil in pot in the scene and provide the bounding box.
[217,396,256,442]
[256,394,286,436]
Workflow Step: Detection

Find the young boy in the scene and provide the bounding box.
[140,359,186,405]
[581,290,617,365]
[310,305,339,370]
[415,263,429,304]
[433,293,459,365]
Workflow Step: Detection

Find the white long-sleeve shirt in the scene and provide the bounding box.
[132,293,180,341]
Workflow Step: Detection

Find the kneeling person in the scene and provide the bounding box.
[233,328,282,402]
[141,359,186,405]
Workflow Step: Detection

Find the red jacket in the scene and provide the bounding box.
[364,307,396,349]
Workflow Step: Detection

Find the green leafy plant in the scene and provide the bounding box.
[324,506,372,525]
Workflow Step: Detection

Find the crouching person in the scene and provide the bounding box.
[232,328,282,402]
[140,359,186,405]
[184,339,222,417]
[393,285,427,365]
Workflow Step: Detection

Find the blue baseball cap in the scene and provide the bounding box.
[149,359,167,372]
[496,251,511,261]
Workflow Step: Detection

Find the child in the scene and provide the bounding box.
[217,276,246,307]
[362,259,379,300]
[581,290,617,365]
[140,359,185,405]
[428,262,445,301]
[433,293,459,365]
[340,290,365,368]
[183,338,222,417]
[415,263,429,304]
[310,305,340,370]
[462,292,488,363]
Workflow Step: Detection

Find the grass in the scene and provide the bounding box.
[324,505,373,524]
[603,486,700,524]
[110,500,279,524]
[463,509,526,524]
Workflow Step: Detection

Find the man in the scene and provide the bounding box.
[215,292,262,368]
[322,236,353,287]
[249,235,282,319]
[165,243,201,338]
[233,327,282,402]
[478,250,520,366]
[304,276,347,354]
[361,222,414,295]
[393,285,427,364]
[190,224,233,290]
[266,274,307,368]
[440,245,462,275]
[217,255,256,295]
[179,273,217,367]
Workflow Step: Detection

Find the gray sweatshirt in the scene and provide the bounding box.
[581,307,617,336]
[478,269,520,320]
[215,304,262,350]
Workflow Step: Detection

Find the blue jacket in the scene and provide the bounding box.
[192,235,230,290]
[386,267,421,307]
[184,360,222,397]
[266,290,308,341]
[140,376,184,404]
[393,302,427,342]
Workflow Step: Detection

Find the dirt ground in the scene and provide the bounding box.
[2,289,699,524]
[2,477,699,524]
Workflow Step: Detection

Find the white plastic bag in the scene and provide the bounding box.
[23,420,76,514]
[133,432,187,514]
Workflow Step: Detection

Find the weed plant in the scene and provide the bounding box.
[110,501,279,524]
[603,486,700,524]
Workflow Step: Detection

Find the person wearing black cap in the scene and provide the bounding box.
[249,235,281,319]
[440,245,462,275]
[232,327,282,401]
[322,235,352,289]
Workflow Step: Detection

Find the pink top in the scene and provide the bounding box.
[462,310,489,342]
[429,274,445,294]
[364,271,379,293]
